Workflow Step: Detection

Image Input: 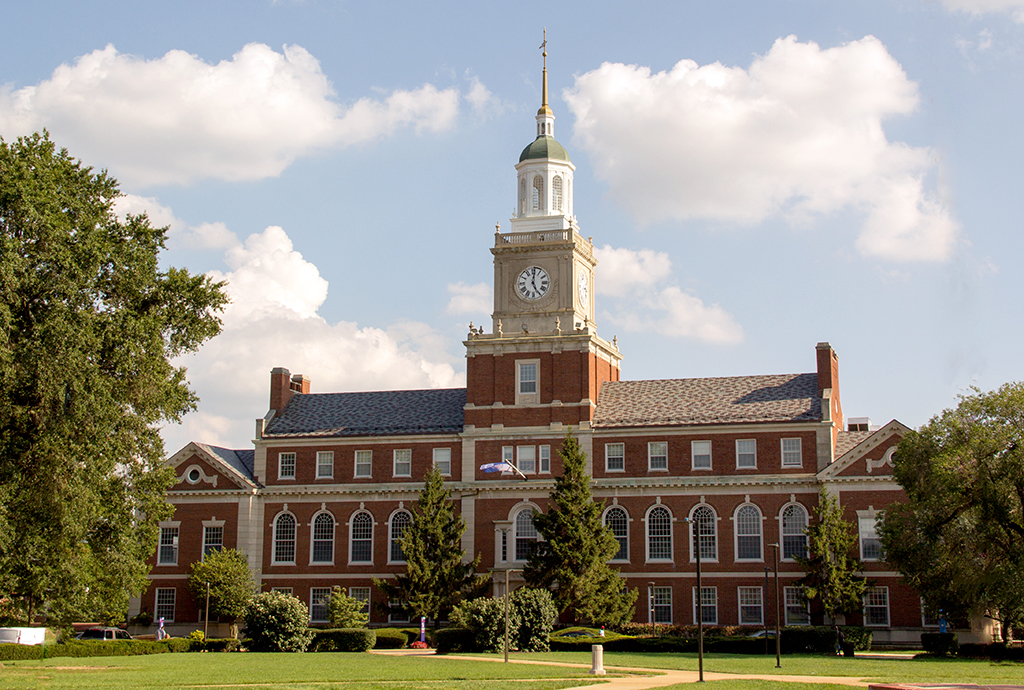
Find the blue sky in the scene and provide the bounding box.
[3,0,1023,452]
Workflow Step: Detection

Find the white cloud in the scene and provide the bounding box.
[564,35,960,262]
[113,194,239,250]
[464,75,505,119]
[594,245,743,344]
[162,224,464,453]
[942,0,1024,22]
[446,281,491,316]
[0,43,461,187]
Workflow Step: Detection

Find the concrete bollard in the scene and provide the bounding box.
[590,644,606,675]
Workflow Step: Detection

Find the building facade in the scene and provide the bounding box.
[140,59,977,647]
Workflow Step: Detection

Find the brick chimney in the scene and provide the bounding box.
[816,343,843,468]
[269,367,310,415]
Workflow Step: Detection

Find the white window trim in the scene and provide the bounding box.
[157,523,180,566]
[733,503,764,563]
[271,587,293,595]
[517,445,537,474]
[603,505,630,563]
[692,586,718,625]
[433,447,452,476]
[272,512,297,566]
[515,359,541,405]
[354,449,372,478]
[644,505,674,563]
[779,503,809,562]
[649,585,673,624]
[350,587,371,615]
[393,449,412,478]
[201,524,225,561]
[309,510,336,566]
[309,587,331,623]
[736,439,757,469]
[784,586,811,626]
[278,452,296,481]
[691,440,712,471]
[864,586,891,627]
[781,438,803,468]
[316,451,334,479]
[738,586,764,626]
[605,443,625,473]
[647,441,668,472]
[348,510,374,565]
[539,445,551,473]
[857,511,883,561]
[388,509,412,565]
[155,587,176,623]
[688,504,719,563]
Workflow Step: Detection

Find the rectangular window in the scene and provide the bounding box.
[784,587,810,626]
[278,452,296,480]
[393,449,411,477]
[693,586,718,625]
[501,529,508,562]
[155,588,176,623]
[738,587,763,625]
[316,451,334,479]
[158,527,178,565]
[310,587,331,623]
[736,439,757,468]
[518,362,537,394]
[691,441,712,470]
[354,450,372,478]
[433,448,451,476]
[648,441,668,471]
[781,438,802,467]
[651,586,672,624]
[349,587,371,614]
[921,598,941,628]
[864,587,890,627]
[388,600,410,624]
[539,445,551,473]
[271,587,293,596]
[605,443,625,472]
[859,516,883,561]
[517,446,536,474]
[202,526,224,558]
[502,446,514,474]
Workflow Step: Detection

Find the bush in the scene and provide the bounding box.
[0,644,44,661]
[780,626,870,654]
[451,596,516,652]
[165,638,192,653]
[310,628,375,652]
[327,587,369,629]
[372,628,408,649]
[243,591,315,652]
[395,628,429,646]
[205,638,241,652]
[921,632,958,656]
[840,627,872,652]
[958,643,988,658]
[510,587,557,652]
[434,628,477,654]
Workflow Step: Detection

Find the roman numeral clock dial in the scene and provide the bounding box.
[516,266,550,301]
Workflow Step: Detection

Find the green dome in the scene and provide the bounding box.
[519,135,571,163]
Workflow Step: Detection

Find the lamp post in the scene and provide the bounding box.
[768,543,781,668]
[504,567,521,663]
[647,581,655,638]
[682,516,704,683]
[763,566,770,655]
[204,581,210,641]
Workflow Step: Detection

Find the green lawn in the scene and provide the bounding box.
[0,653,603,690]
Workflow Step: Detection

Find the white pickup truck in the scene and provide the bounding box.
[0,627,46,645]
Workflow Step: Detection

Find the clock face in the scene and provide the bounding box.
[577,270,589,305]
[516,266,550,301]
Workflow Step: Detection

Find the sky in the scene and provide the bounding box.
[3,0,1023,453]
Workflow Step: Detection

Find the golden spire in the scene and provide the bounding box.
[538,29,553,117]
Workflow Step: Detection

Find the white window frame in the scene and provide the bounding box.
[350,587,371,615]
[539,445,551,473]
[433,447,451,476]
[648,441,668,471]
[781,503,809,561]
[354,450,372,478]
[689,505,718,563]
[738,586,764,625]
[316,451,334,479]
[310,587,331,623]
[734,504,763,562]
[155,588,176,623]
[349,511,374,565]
[921,598,941,628]
[278,452,296,480]
[605,443,625,473]
[781,438,802,467]
[604,506,629,562]
[691,440,712,470]
[859,515,883,561]
[784,586,810,626]
[272,512,297,565]
[692,586,718,625]
[864,587,890,627]
[388,599,410,624]
[389,510,412,564]
[516,359,540,405]
[514,508,539,562]
[158,525,179,566]
[310,511,335,565]
[649,585,672,624]
[202,523,224,560]
[645,505,673,563]
[393,449,412,477]
[736,439,757,469]
[501,446,514,475]
[271,587,293,596]
[517,445,536,474]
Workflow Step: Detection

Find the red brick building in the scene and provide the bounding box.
[139,61,976,647]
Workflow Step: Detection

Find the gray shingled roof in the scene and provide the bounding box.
[197,444,256,482]
[263,388,467,438]
[593,373,821,428]
[835,430,874,459]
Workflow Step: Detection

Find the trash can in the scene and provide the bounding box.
[842,642,855,657]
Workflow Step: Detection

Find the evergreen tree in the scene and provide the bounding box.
[525,432,637,625]
[327,586,368,628]
[373,468,489,624]
[796,487,867,623]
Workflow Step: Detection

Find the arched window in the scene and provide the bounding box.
[350,511,373,563]
[519,178,526,215]
[691,505,717,561]
[389,510,412,563]
[273,513,296,564]
[605,507,629,561]
[782,504,809,560]
[515,508,538,561]
[646,506,672,561]
[735,504,762,561]
[532,175,544,211]
[552,175,562,212]
[311,512,334,564]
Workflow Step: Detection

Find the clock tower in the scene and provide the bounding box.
[463,39,621,431]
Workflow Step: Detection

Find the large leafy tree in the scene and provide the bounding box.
[373,468,489,624]
[187,549,257,637]
[525,432,637,625]
[0,133,227,626]
[880,383,1024,640]
[796,487,867,624]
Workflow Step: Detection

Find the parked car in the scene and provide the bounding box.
[0,627,46,645]
[76,627,133,641]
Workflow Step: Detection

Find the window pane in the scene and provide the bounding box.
[317,451,333,478]
[782,505,808,559]
[517,446,536,473]
[203,526,224,558]
[355,450,372,477]
[736,439,756,468]
[692,506,716,561]
[785,587,810,626]
[605,508,628,561]
[692,441,712,469]
[279,452,296,479]
[433,448,451,476]
[159,527,178,565]
[782,438,802,467]
[519,362,537,393]
[652,586,672,623]
[350,587,371,614]
[649,442,668,470]
[156,588,176,622]
[647,507,672,560]
[515,509,538,561]
[310,587,331,622]
[739,587,763,625]
[394,449,411,476]
[736,505,762,560]
[390,511,411,562]
[694,586,717,625]
[351,512,373,563]
[606,443,625,471]
[312,513,334,563]
[539,445,550,473]
[864,587,890,626]
[859,517,883,560]
[274,514,296,563]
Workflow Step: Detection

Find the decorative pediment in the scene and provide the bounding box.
[818,419,911,480]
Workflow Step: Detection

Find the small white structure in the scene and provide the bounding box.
[0,627,46,645]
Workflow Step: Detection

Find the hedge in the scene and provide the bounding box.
[921,632,958,656]
[958,643,1024,661]
[434,627,477,654]
[372,628,409,649]
[309,628,376,652]
[0,640,171,661]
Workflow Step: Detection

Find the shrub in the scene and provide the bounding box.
[840,627,873,651]
[0,644,44,661]
[410,640,429,649]
[372,628,408,649]
[165,638,192,653]
[243,591,315,652]
[958,643,988,658]
[395,627,429,646]
[920,632,958,656]
[451,596,517,652]
[434,628,477,654]
[327,587,369,629]
[510,587,557,652]
[205,638,241,652]
[310,628,375,652]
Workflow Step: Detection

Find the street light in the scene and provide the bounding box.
[768,543,781,668]
[204,581,210,641]
[647,581,655,638]
[504,567,521,663]
[763,566,771,655]
[684,516,704,683]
